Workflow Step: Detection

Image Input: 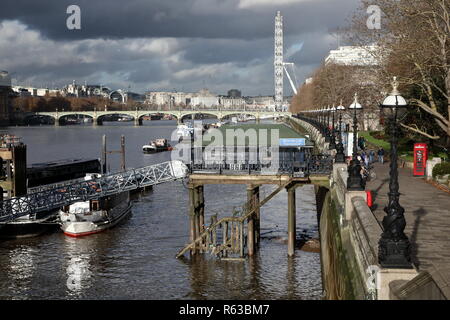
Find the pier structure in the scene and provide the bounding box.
[177,122,333,259]
[0,135,27,200]
[182,174,311,259]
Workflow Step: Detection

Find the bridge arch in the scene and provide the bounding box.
[138,111,178,122]
[220,113,257,122]
[57,113,94,125]
[180,112,219,122]
[23,114,56,126]
[96,113,135,125]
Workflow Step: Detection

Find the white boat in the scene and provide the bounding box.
[59,175,132,237]
[142,138,173,153]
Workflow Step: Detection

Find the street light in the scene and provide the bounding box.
[335,101,346,163]
[324,106,331,143]
[329,105,337,150]
[346,93,365,191]
[378,76,412,269]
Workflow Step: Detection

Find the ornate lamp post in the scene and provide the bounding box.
[378,77,412,269]
[319,108,325,136]
[335,101,346,163]
[329,105,337,150]
[346,93,365,191]
[324,106,331,142]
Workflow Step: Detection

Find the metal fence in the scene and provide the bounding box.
[0,160,188,223]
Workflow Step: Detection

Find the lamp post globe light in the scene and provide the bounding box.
[329,105,337,150]
[346,93,365,191]
[334,101,346,163]
[378,77,412,269]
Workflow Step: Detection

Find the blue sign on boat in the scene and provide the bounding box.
[279,138,306,146]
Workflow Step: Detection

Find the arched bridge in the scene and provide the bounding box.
[32,108,292,125]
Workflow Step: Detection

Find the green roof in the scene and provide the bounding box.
[200,123,314,147]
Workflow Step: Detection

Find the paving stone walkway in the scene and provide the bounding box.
[366,162,450,274]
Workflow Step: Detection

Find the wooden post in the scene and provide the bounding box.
[120,135,126,172]
[198,185,204,233]
[247,185,256,256]
[101,134,107,174]
[287,185,296,257]
[254,186,260,246]
[188,184,197,255]
[240,222,244,258]
[223,221,228,257]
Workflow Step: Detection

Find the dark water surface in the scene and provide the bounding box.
[0,121,322,300]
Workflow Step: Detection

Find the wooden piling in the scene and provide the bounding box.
[254,186,260,246]
[198,185,204,233]
[223,221,228,257]
[287,185,296,257]
[188,184,197,255]
[247,185,256,256]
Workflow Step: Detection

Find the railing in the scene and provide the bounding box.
[37,106,284,114]
[0,160,188,223]
[188,154,333,176]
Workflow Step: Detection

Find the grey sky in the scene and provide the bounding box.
[0,0,362,95]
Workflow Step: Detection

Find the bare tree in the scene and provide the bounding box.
[349,0,450,143]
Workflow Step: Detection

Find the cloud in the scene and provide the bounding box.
[0,0,363,95]
[238,0,308,9]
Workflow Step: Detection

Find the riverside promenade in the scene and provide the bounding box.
[367,162,450,297]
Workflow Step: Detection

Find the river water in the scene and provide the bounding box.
[0,120,322,300]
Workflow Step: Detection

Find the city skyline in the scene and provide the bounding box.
[0,0,361,96]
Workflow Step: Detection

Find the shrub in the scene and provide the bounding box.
[432,162,450,178]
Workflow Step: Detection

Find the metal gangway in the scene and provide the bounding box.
[0,160,188,223]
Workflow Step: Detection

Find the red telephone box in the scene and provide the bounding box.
[413,143,428,176]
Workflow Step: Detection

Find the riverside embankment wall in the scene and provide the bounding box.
[289,116,420,300]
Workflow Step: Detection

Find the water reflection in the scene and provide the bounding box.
[64,238,93,297]
[7,246,37,298]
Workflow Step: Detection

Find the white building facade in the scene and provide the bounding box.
[325,45,380,66]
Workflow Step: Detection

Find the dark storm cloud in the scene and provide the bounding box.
[1,0,361,40]
[0,0,364,95]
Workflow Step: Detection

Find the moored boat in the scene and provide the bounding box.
[142,138,173,154]
[0,210,59,239]
[59,189,132,237]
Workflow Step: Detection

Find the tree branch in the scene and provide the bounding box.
[399,123,440,139]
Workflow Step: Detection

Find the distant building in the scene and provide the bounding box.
[219,97,246,108]
[247,96,275,110]
[191,89,219,108]
[63,80,111,98]
[145,91,193,107]
[325,45,379,66]
[227,89,242,98]
[0,71,12,125]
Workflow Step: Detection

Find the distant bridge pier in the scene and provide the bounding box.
[134,117,143,126]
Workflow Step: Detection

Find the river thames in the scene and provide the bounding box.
[0,120,322,300]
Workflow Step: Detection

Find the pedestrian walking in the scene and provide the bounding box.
[377,148,385,164]
[369,150,375,163]
[364,152,369,167]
